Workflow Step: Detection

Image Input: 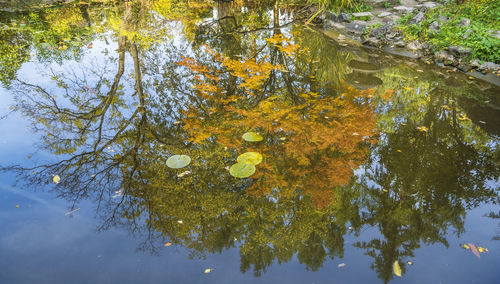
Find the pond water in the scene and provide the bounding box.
[1,1,499,283]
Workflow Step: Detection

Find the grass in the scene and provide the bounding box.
[397,0,500,63]
[342,0,373,13]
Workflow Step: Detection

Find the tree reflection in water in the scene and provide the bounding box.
[1,1,499,282]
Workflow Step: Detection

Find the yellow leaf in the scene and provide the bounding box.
[393,260,402,277]
[203,268,214,274]
[53,175,60,184]
[164,242,172,247]
[417,126,428,132]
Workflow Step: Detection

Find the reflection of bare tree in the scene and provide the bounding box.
[1,2,499,282]
[352,86,500,283]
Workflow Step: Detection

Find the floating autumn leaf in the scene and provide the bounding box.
[393,260,402,277]
[166,155,191,169]
[52,175,61,184]
[468,243,481,258]
[461,243,488,258]
[242,132,263,142]
[164,242,172,247]
[478,247,489,253]
[237,152,263,165]
[229,162,256,178]
[203,268,215,274]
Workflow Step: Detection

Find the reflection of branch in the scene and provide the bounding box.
[235,21,296,34]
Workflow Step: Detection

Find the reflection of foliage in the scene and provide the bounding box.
[352,65,500,283]
[177,36,378,209]
[0,29,31,86]
[1,1,499,283]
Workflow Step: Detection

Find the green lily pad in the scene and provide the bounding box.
[229,162,256,178]
[242,132,263,142]
[237,152,262,165]
[166,155,191,169]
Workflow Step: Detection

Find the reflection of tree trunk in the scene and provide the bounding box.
[94,36,126,152]
[273,0,279,27]
[130,42,145,107]
[78,3,91,27]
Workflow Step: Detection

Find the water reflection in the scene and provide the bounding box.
[1,1,499,282]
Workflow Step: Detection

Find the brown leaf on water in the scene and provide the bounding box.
[468,243,480,258]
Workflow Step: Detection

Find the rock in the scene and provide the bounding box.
[459,18,471,27]
[489,31,500,40]
[370,22,394,39]
[457,62,471,72]
[422,2,439,9]
[470,59,481,68]
[386,31,400,40]
[393,6,415,14]
[438,15,448,22]
[324,19,336,29]
[325,20,346,30]
[478,62,500,72]
[337,13,351,23]
[444,54,456,66]
[344,72,383,90]
[434,51,449,62]
[429,21,440,32]
[348,60,381,73]
[394,40,406,47]
[462,29,473,39]
[353,12,373,18]
[448,46,471,57]
[363,37,382,47]
[325,11,337,21]
[408,12,425,25]
[378,12,393,18]
[346,21,367,35]
[385,15,401,23]
[407,41,423,50]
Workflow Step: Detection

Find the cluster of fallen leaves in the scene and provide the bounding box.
[461,243,489,258]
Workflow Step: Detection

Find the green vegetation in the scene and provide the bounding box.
[364,22,383,37]
[342,0,373,13]
[398,0,500,63]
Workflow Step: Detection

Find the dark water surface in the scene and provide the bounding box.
[1,1,499,283]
